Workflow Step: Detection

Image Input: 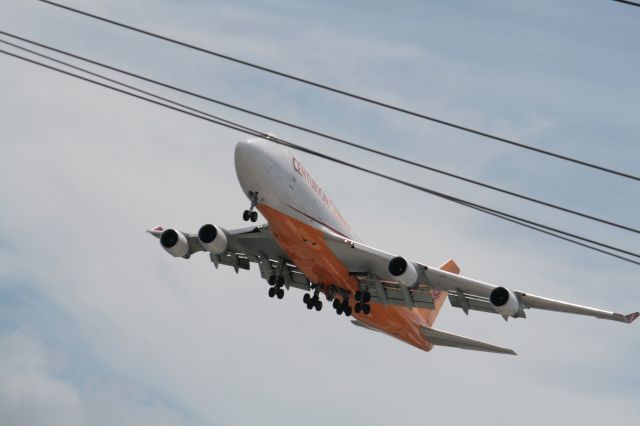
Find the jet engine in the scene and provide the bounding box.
[387,256,419,287]
[197,224,228,254]
[489,286,520,317]
[160,229,189,258]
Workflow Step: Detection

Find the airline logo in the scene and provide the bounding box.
[292,157,352,233]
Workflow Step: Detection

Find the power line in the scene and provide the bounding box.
[1,46,638,266]
[34,0,640,183]
[2,30,638,237]
[0,37,257,135]
[612,0,640,8]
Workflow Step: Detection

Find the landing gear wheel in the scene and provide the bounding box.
[363,304,371,315]
[332,299,341,310]
[277,288,285,299]
[242,210,250,221]
[303,293,311,304]
[344,306,352,317]
[336,306,343,315]
[268,287,276,298]
[268,275,276,286]
[277,276,285,286]
[306,301,314,310]
[354,303,362,313]
[250,211,258,222]
[315,300,322,311]
[363,292,371,303]
[355,290,362,301]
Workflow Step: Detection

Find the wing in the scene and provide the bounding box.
[148,224,312,292]
[324,232,639,324]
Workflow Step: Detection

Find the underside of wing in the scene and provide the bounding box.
[323,231,637,325]
[420,326,516,355]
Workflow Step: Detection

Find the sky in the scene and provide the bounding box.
[0,0,639,425]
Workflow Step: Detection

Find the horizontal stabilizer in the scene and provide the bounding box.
[420,326,516,355]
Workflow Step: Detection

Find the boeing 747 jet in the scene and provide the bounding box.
[149,138,638,355]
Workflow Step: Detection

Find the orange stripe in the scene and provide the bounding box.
[258,204,436,351]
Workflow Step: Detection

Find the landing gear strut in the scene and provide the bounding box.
[243,191,259,222]
[354,290,372,315]
[267,274,285,299]
[332,290,352,317]
[303,285,323,311]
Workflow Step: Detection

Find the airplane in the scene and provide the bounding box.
[149,137,638,355]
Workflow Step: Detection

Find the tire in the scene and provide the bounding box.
[306,302,313,310]
[344,306,352,317]
[336,307,343,315]
[277,276,285,286]
[315,300,322,311]
[363,292,372,303]
[268,275,276,286]
[303,293,310,304]
[242,210,250,221]
[250,211,258,222]
[363,304,371,315]
[268,287,276,298]
[277,288,285,299]
[354,303,362,313]
[355,290,362,301]
[332,299,341,309]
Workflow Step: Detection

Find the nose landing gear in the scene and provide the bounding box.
[243,191,259,222]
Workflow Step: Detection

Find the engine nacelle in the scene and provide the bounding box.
[387,256,419,288]
[159,229,189,258]
[489,286,520,317]
[197,224,228,254]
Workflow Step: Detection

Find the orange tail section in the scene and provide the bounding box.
[423,259,459,327]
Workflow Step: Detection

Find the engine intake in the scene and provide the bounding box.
[197,224,228,254]
[388,256,419,288]
[160,229,189,258]
[489,286,520,317]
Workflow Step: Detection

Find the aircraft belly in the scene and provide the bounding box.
[258,204,433,351]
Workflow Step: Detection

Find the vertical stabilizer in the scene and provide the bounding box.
[424,259,459,327]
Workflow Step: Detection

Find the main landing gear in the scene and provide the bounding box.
[243,191,259,222]
[354,290,372,314]
[332,293,353,317]
[303,285,323,311]
[267,274,285,299]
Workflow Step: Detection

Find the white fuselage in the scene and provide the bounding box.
[234,138,357,241]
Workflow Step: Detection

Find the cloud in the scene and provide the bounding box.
[0,328,201,426]
[0,0,638,425]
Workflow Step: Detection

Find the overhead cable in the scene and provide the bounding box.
[1,30,638,236]
[1,46,638,266]
[33,0,640,183]
[612,0,640,8]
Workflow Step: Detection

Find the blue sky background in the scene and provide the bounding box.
[1,1,639,425]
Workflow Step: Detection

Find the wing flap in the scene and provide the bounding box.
[420,326,516,355]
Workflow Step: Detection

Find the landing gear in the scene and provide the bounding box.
[332,293,352,317]
[267,274,286,299]
[354,290,372,315]
[303,285,323,311]
[243,191,259,222]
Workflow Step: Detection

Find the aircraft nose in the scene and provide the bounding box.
[235,138,271,194]
[234,138,263,172]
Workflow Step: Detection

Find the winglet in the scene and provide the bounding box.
[147,225,164,237]
[625,312,639,324]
